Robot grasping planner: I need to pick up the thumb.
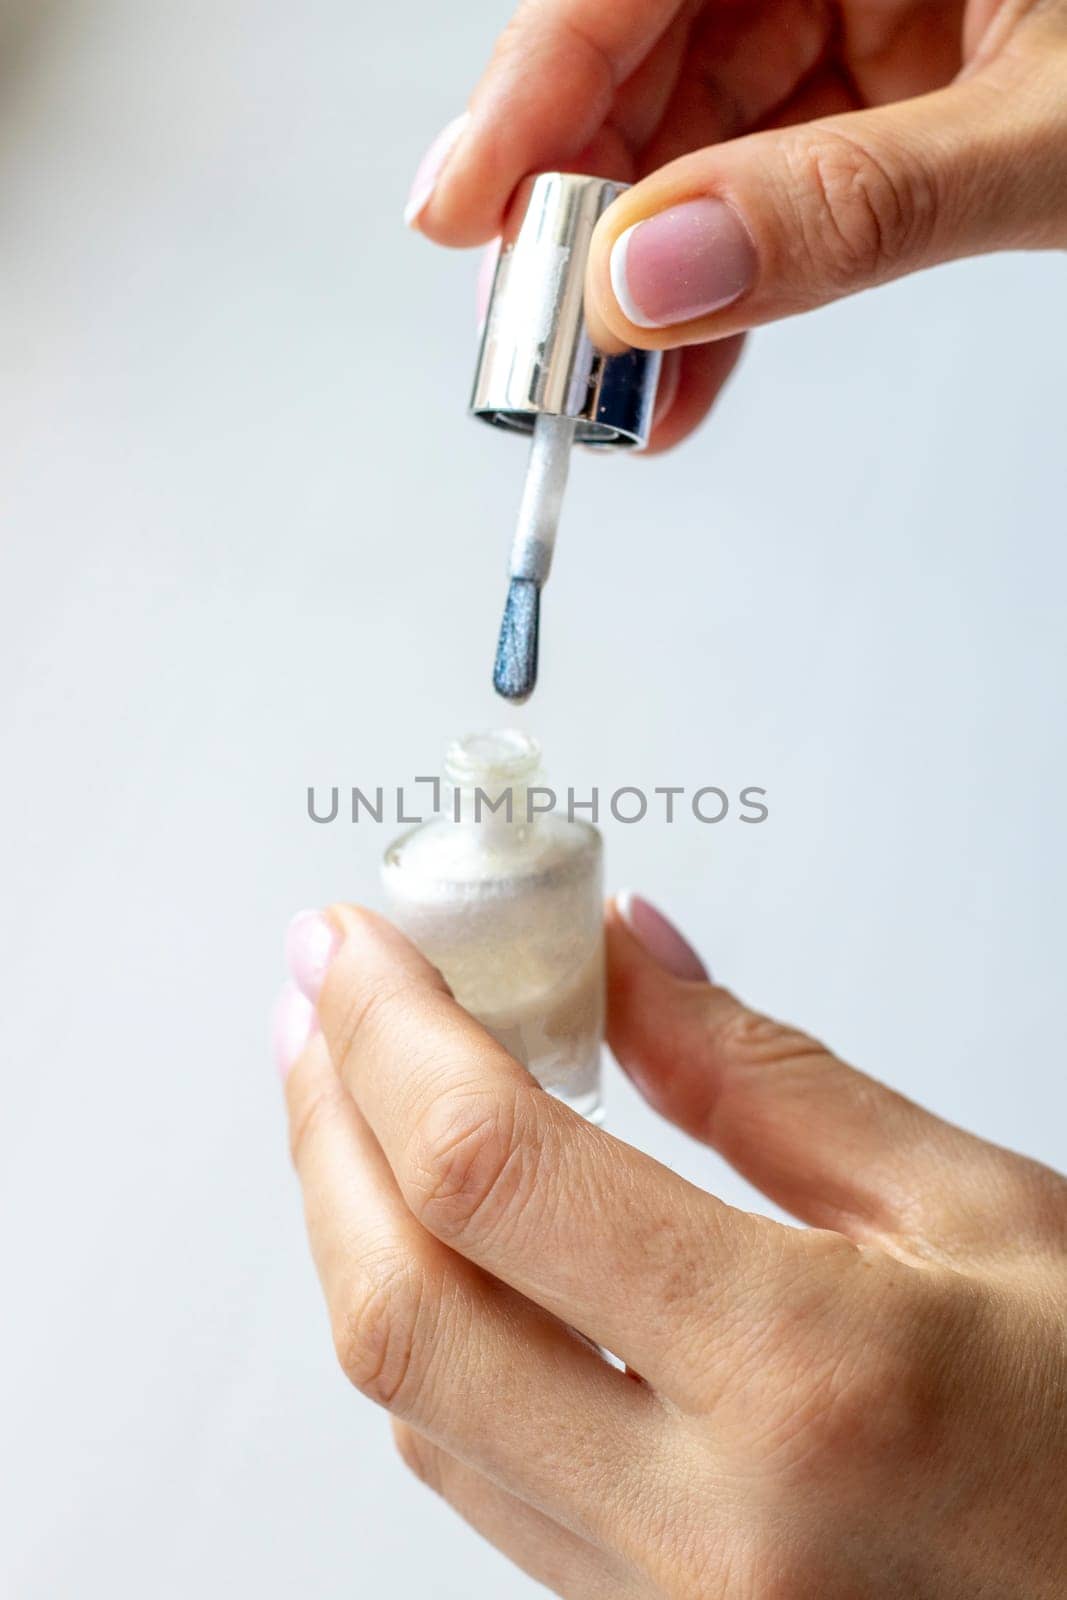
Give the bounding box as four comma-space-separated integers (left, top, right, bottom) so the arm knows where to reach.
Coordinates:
605, 893, 1048, 1262
586, 59, 1067, 351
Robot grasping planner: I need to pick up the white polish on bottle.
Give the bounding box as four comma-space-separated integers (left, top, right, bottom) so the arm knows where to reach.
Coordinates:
382, 730, 604, 1122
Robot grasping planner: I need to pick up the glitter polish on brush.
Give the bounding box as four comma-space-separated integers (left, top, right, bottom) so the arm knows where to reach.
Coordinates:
470, 172, 662, 702
493, 577, 539, 703
492, 412, 575, 702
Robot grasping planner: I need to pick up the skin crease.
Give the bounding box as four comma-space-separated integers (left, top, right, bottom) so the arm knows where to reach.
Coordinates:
410, 0, 1067, 448
282, 903, 1067, 1597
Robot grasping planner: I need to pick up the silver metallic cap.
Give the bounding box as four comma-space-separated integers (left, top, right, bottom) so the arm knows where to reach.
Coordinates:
470, 172, 661, 450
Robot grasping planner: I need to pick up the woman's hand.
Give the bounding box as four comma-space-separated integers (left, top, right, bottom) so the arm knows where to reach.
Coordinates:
274, 898, 1067, 1597
405, 0, 1067, 451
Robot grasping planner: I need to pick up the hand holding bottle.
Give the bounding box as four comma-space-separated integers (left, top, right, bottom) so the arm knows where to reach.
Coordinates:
274, 899, 1067, 1597
406, 0, 1067, 451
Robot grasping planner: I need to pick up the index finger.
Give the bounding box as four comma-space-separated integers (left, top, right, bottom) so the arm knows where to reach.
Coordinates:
316, 904, 782, 1407
417, 0, 686, 246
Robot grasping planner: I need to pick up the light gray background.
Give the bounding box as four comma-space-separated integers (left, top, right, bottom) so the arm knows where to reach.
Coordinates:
1, 2, 1064, 1596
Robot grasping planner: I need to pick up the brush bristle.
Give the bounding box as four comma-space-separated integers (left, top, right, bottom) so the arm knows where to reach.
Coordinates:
493, 577, 539, 703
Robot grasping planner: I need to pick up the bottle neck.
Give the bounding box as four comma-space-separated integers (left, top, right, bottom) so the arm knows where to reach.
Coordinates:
441, 730, 542, 846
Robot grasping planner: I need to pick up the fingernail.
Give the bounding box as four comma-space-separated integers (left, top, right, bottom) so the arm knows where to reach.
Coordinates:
609, 199, 756, 329
272, 981, 317, 1081
285, 909, 339, 1001
404, 112, 470, 229
615, 890, 709, 981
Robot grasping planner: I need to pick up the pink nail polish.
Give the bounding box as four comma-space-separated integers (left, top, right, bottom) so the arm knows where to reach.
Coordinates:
615, 890, 709, 982
284, 909, 339, 1001
404, 112, 470, 229
272, 981, 317, 1081
609, 199, 756, 328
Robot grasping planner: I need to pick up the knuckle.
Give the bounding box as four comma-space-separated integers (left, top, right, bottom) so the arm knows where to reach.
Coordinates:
716, 1006, 825, 1076
762, 1261, 971, 1485
332, 1254, 430, 1410
706, 1007, 833, 1146
806, 1344, 926, 1467
789, 125, 934, 286
405, 1087, 532, 1247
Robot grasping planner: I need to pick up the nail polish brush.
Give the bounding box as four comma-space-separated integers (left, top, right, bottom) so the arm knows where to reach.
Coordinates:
493, 413, 574, 702
470, 172, 662, 703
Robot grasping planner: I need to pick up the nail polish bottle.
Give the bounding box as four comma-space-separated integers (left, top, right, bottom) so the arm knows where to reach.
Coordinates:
382, 730, 604, 1122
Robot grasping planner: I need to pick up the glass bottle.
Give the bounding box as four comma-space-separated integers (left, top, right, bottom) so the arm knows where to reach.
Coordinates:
382, 730, 604, 1122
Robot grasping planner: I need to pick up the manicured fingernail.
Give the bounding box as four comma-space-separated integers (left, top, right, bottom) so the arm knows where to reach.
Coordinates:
615, 890, 709, 981
272, 981, 316, 1081
609, 199, 756, 328
285, 909, 339, 1001
404, 112, 470, 229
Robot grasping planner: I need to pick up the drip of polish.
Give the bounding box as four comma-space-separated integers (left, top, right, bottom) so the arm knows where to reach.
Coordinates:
493, 414, 576, 703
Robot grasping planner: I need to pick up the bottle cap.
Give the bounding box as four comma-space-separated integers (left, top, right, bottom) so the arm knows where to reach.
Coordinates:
470, 173, 661, 449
